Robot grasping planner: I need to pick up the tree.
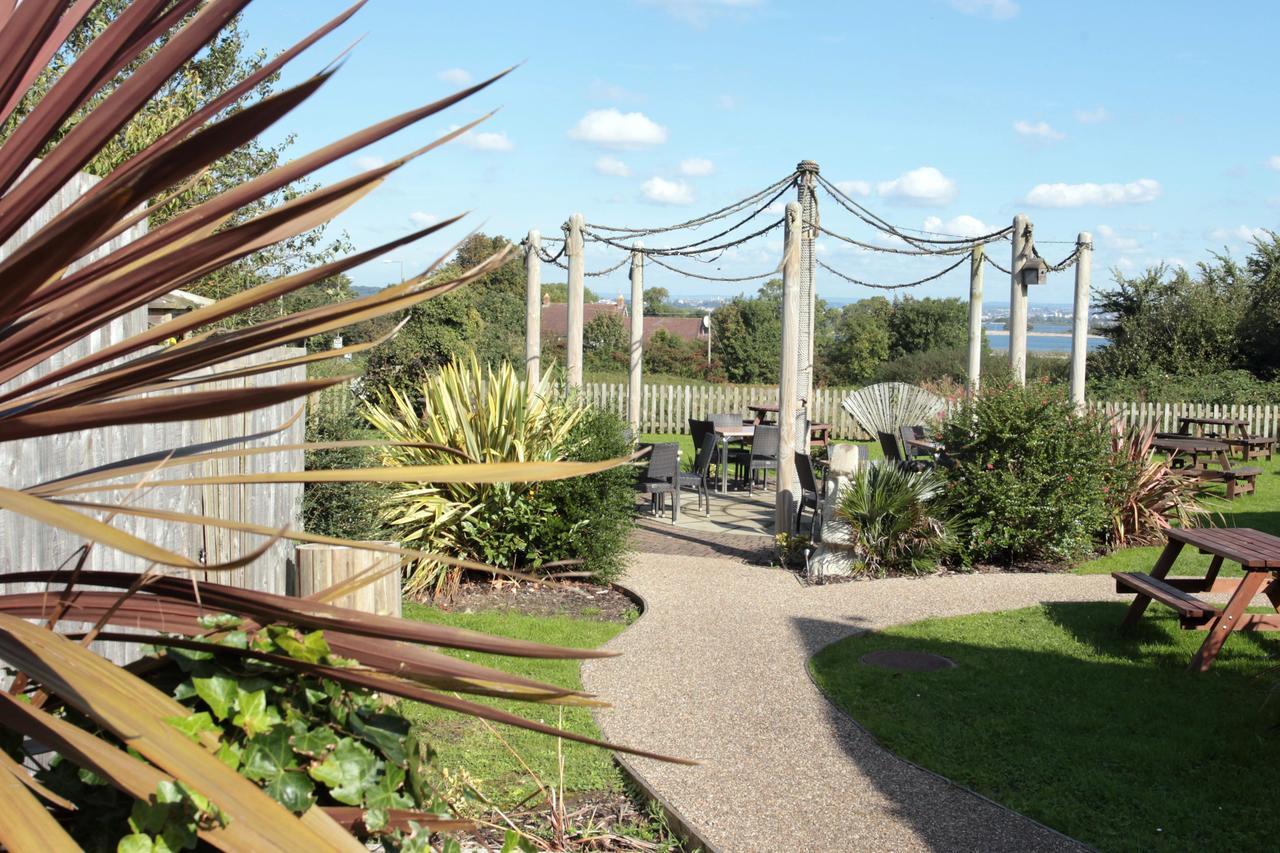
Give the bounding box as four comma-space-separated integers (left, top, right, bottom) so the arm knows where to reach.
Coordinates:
0, 1, 349, 340
583, 312, 628, 371
542, 282, 599, 303
1236, 232, 1280, 377
710, 281, 782, 383
643, 286, 670, 315
817, 298, 891, 385
885, 296, 969, 360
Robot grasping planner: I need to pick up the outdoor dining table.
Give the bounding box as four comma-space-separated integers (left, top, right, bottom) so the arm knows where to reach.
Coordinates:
1115, 526, 1280, 671
1150, 436, 1231, 471
713, 423, 754, 493
1177, 415, 1250, 439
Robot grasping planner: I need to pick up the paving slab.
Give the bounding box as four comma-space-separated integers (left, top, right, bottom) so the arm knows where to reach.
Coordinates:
584, 554, 1115, 852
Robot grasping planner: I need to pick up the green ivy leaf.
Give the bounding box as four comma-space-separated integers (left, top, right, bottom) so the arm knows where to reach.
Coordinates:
349, 711, 409, 766
215, 741, 242, 770
196, 613, 243, 630
289, 723, 338, 757
268, 626, 331, 664
191, 673, 237, 721
117, 834, 155, 853
232, 688, 281, 737
362, 765, 412, 811
164, 712, 220, 743
309, 737, 379, 806
242, 728, 315, 813
363, 807, 388, 833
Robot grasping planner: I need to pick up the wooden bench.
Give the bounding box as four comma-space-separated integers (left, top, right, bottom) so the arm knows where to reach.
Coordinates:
1192, 464, 1262, 499
1113, 571, 1219, 627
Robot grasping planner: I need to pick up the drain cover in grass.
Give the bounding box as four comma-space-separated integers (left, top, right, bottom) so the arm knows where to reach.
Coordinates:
859, 650, 956, 672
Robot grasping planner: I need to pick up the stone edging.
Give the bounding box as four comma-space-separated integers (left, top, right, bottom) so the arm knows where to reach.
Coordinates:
597, 581, 723, 853
801, 634, 1095, 853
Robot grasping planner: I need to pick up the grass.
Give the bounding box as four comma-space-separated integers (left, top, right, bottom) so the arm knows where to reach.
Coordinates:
809, 602, 1280, 852
399, 602, 627, 808
1076, 451, 1280, 578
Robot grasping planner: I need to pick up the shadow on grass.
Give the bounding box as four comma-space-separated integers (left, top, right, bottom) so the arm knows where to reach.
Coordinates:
804, 601, 1280, 852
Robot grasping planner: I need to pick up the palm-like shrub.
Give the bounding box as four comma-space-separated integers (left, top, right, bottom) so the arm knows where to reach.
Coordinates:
834, 463, 955, 577
0, 4, 671, 849
1105, 424, 1216, 547
365, 355, 595, 599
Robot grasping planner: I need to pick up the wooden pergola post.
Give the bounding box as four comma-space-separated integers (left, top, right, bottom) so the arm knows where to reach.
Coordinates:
523, 229, 541, 394
628, 244, 644, 432
1069, 232, 1093, 409
565, 212, 585, 389
967, 245, 984, 396
1008, 213, 1029, 385
776, 202, 802, 536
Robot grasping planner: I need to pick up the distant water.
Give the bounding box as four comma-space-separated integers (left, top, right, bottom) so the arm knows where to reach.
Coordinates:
984, 330, 1106, 353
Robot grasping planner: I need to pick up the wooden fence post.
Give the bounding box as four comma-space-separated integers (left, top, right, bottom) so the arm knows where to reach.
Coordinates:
628, 245, 643, 432
1069, 232, 1092, 409
1009, 213, 1029, 385
967, 245, 984, 396
524, 230, 541, 393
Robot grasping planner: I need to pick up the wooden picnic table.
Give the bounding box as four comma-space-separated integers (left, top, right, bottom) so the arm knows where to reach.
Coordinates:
1151, 436, 1262, 499
1114, 526, 1280, 671
713, 423, 754, 493
748, 403, 832, 447
1176, 415, 1249, 439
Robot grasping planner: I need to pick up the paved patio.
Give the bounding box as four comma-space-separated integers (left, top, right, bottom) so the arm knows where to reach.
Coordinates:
585, 552, 1114, 852
638, 482, 776, 537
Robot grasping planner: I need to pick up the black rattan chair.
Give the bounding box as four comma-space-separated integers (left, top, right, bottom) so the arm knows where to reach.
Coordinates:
636, 442, 680, 522
677, 431, 718, 515
747, 425, 780, 492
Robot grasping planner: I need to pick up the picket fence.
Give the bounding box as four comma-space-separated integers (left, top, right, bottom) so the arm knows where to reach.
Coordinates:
578, 382, 1280, 439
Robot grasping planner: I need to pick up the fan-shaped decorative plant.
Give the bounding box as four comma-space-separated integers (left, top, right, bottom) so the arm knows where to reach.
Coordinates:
0, 3, 677, 849
841, 381, 947, 437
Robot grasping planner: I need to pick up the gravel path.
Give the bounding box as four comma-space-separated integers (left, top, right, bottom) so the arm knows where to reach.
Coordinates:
582, 554, 1117, 852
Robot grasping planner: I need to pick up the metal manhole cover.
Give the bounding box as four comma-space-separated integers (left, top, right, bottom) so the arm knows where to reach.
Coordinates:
859, 650, 956, 672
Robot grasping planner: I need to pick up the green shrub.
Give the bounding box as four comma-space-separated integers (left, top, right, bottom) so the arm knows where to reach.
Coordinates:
302, 387, 392, 542
940, 382, 1110, 565
366, 354, 632, 598
1087, 368, 1280, 406
528, 404, 635, 584
834, 463, 956, 577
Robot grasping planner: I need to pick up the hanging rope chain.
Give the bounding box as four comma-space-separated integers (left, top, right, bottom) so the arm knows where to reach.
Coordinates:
983, 254, 1012, 275
815, 224, 979, 257
815, 174, 1013, 249
584, 254, 632, 277
817, 252, 971, 290
584, 171, 797, 236
584, 216, 784, 258
645, 253, 779, 282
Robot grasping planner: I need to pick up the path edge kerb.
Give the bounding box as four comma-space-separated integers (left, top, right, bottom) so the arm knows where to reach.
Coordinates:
802, 631, 1096, 853
597, 581, 724, 853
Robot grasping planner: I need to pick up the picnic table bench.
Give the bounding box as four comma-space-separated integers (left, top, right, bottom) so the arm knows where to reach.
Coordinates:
747, 403, 831, 448
1150, 436, 1261, 500
1114, 526, 1280, 671
1175, 415, 1276, 462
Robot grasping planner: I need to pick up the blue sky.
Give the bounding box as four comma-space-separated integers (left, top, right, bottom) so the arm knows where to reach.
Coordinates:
240, 0, 1280, 304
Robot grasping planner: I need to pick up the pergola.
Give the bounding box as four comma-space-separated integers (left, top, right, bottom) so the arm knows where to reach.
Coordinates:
522, 161, 1093, 534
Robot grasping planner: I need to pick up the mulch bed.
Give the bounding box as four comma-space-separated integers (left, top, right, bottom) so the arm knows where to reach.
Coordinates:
459, 790, 674, 851
435, 579, 638, 622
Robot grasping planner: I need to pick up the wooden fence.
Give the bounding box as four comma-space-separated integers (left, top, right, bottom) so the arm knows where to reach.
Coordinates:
581, 382, 1280, 438
0, 168, 304, 665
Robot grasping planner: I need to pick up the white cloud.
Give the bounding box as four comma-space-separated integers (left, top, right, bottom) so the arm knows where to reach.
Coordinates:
1267, 155, 1280, 171
1013, 119, 1065, 141
679, 157, 715, 176
948, 0, 1019, 20
1095, 224, 1140, 251
446, 124, 514, 152
922, 214, 995, 238
408, 211, 440, 228
1209, 225, 1267, 244
641, 176, 695, 205
568, 108, 668, 149
876, 166, 956, 205
437, 68, 471, 86
1024, 178, 1161, 208
1074, 106, 1108, 124
355, 154, 385, 170
594, 156, 631, 177
835, 179, 871, 197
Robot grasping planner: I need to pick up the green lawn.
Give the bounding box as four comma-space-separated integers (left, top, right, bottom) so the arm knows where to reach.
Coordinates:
399, 603, 627, 807
1076, 452, 1280, 577
810, 603, 1280, 852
